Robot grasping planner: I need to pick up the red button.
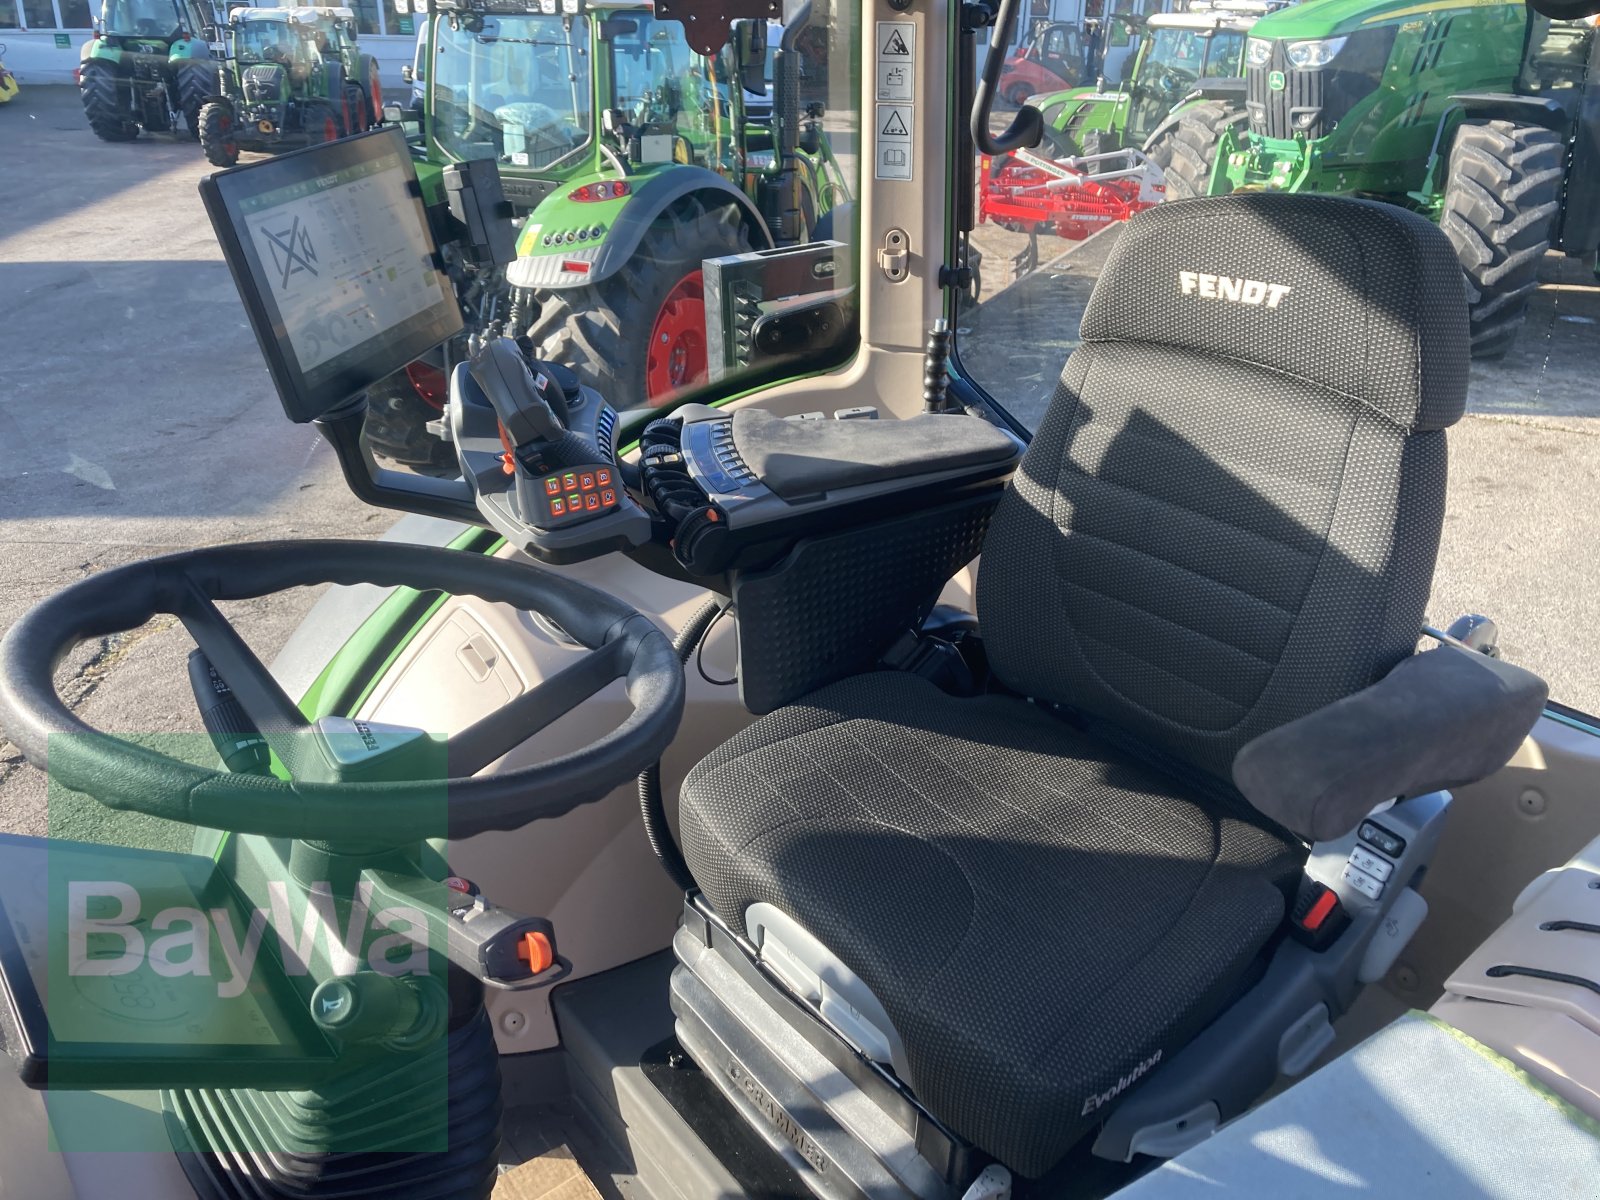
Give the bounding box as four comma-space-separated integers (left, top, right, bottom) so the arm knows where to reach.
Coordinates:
579, 472, 595, 490
550, 498, 566, 516
601, 488, 616, 507
584, 494, 600, 511
544, 477, 561, 496
596, 468, 612, 487
1301, 888, 1339, 932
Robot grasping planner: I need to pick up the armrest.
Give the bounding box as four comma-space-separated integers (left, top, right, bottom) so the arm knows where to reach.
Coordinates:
1232, 647, 1548, 842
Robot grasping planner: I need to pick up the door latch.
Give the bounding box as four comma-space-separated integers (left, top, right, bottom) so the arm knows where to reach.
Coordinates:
878, 227, 910, 283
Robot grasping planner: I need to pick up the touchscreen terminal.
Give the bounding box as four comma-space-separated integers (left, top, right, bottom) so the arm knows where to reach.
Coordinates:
201, 127, 462, 423
0, 835, 337, 1089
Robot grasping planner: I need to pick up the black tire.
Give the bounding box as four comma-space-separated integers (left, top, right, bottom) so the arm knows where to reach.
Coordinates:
1003, 82, 1033, 109
360, 55, 382, 129
1038, 125, 1073, 158
525, 198, 754, 411
1440, 119, 1564, 360
304, 101, 343, 144
1078, 126, 1112, 160
79, 61, 139, 142
1140, 122, 1179, 174
199, 100, 240, 167
364, 368, 460, 476
173, 60, 214, 140
1164, 99, 1247, 200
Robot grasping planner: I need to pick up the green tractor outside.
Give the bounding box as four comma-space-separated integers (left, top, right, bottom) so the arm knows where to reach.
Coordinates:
78, 0, 221, 142
1028, 3, 1273, 181
1199, 0, 1595, 357
365, 0, 848, 471
198, 6, 384, 168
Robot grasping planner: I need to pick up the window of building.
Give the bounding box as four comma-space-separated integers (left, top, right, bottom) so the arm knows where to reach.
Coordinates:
22, 0, 59, 29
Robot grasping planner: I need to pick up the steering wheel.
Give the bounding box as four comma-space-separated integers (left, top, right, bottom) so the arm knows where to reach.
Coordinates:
0, 541, 684, 844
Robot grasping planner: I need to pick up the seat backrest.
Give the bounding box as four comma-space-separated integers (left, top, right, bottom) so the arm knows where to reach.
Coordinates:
977, 193, 1468, 783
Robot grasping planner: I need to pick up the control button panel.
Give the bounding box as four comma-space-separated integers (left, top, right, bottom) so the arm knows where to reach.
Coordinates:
1347, 846, 1394, 882
682, 418, 769, 504
539, 464, 618, 526
1341, 861, 1385, 901
1358, 821, 1406, 859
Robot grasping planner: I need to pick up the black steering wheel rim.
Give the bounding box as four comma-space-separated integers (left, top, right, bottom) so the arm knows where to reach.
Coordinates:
0, 540, 684, 843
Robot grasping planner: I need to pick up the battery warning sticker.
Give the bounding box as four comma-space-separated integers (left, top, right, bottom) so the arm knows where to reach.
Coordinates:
876, 20, 914, 101
875, 21, 916, 180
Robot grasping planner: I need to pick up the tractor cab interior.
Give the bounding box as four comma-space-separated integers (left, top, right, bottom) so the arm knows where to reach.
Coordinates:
5, 0, 1600, 1197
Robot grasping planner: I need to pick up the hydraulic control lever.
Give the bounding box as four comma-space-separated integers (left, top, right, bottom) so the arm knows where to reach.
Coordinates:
467, 334, 571, 447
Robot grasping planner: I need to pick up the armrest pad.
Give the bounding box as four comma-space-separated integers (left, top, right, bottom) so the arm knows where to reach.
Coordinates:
1232, 647, 1548, 842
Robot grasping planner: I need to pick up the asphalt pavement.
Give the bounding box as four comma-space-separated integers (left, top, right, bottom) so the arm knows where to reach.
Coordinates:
0, 87, 373, 839
1, 85, 1597, 845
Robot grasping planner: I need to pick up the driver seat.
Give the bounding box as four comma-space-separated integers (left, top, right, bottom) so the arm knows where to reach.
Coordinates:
675, 195, 1507, 1181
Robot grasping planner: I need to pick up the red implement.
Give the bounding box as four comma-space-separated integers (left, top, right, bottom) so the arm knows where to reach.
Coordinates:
978, 147, 1164, 241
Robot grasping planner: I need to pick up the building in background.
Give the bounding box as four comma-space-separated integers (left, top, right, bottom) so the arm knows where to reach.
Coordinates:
1, 0, 417, 84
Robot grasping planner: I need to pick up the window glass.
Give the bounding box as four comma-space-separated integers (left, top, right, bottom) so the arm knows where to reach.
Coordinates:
431, 13, 590, 169
347, 0, 379, 36
384, 0, 414, 39
59, 0, 90, 26
957, 8, 1600, 710
369, 0, 859, 471
22, 0, 58, 28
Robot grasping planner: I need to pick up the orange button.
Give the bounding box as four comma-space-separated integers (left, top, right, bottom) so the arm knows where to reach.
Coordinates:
562, 472, 577, 489
544, 477, 561, 496
550, 498, 565, 516
596, 468, 612, 487
579, 472, 595, 490
601, 488, 616, 507
584, 494, 600, 511
516, 931, 553, 974
568, 492, 582, 508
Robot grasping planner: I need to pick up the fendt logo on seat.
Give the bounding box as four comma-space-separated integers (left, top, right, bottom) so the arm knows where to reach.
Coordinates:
1179, 271, 1292, 309
1081, 1049, 1163, 1116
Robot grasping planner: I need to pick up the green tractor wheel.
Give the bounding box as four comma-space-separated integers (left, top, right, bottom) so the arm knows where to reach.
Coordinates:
1163, 100, 1247, 200
525, 198, 753, 412
174, 60, 214, 140
79, 61, 139, 143
1440, 120, 1564, 360
199, 100, 240, 167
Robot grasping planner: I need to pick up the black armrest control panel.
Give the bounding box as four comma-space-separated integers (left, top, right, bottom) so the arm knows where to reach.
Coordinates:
640, 405, 1023, 576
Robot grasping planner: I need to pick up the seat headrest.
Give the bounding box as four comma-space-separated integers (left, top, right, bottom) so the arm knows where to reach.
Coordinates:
1081, 194, 1468, 433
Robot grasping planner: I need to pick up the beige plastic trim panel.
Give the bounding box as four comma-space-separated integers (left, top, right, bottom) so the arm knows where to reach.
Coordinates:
1431, 831, 1600, 1120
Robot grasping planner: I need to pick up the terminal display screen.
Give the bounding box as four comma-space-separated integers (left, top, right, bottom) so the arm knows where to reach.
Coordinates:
201, 127, 463, 423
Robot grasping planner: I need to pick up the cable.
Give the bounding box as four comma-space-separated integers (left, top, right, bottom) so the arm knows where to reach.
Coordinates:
696, 603, 737, 686
637, 595, 726, 891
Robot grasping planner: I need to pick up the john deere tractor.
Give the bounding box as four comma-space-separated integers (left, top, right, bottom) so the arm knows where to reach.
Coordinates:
1029, 2, 1276, 172
198, 6, 383, 167
363, 0, 847, 471
78, 0, 221, 142
1194, 0, 1598, 357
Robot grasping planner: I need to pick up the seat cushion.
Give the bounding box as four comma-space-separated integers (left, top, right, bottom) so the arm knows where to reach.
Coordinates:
680, 671, 1304, 1177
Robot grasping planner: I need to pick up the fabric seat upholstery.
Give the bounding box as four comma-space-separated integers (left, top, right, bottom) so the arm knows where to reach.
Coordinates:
682, 671, 1303, 1176
681, 194, 1470, 1176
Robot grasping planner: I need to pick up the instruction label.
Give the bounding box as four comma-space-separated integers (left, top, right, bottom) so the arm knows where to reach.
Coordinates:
876, 104, 913, 180
875, 21, 916, 179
